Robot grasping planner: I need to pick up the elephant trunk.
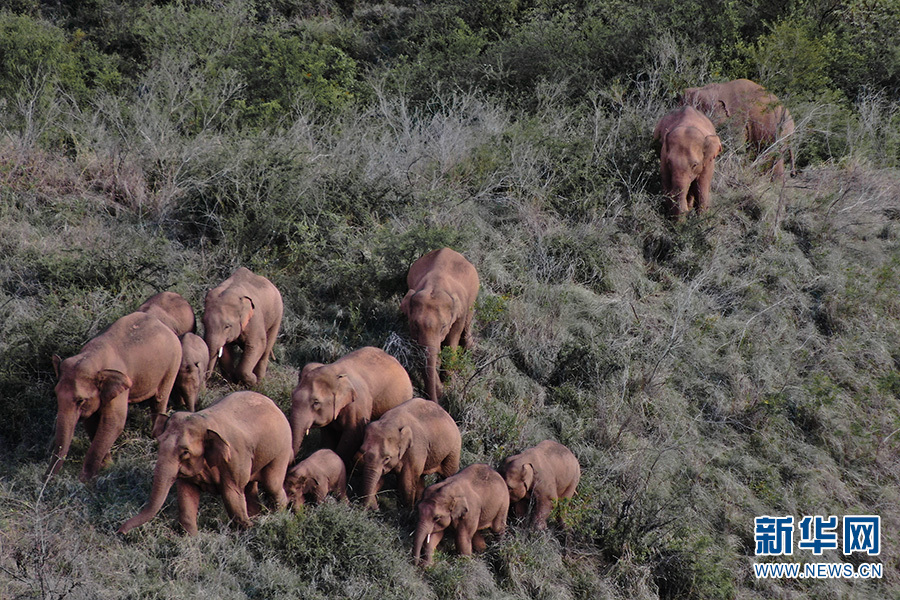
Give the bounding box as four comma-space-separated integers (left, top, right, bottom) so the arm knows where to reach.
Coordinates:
412, 516, 433, 566
118, 455, 180, 534
204, 331, 226, 380
46, 406, 79, 479
422, 338, 442, 402
290, 411, 313, 457
361, 461, 383, 509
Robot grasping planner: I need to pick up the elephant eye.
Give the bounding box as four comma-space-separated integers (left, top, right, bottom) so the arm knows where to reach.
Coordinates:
180, 449, 191, 460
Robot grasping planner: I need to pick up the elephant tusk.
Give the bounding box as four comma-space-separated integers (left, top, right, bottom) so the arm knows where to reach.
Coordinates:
218, 347, 223, 358
305, 428, 310, 436
426, 533, 431, 544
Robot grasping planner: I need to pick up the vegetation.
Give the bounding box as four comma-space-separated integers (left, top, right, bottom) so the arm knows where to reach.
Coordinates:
2, 0, 899, 598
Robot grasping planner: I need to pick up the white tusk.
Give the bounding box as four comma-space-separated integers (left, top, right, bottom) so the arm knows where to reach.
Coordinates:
426, 533, 431, 544
305, 428, 310, 436
218, 347, 223, 358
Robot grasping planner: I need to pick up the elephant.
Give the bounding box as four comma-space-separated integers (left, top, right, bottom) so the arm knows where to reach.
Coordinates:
172, 333, 209, 412
413, 463, 509, 567
653, 106, 722, 218
118, 391, 292, 535
501, 440, 581, 530
289, 346, 413, 464
47, 312, 182, 482
359, 397, 461, 510
203, 267, 283, 386
401, 248, 479, 402
681, 78, 796, 179
284, 449, 348, 509
138, 291, 196, 336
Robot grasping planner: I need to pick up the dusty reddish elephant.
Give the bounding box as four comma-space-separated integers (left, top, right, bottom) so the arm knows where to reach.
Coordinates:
284, 449, 348, 509
289, 346, 413, 465
401, 248, 479, 402
653, 106, 722, 218
48, 312, 182, 482
413, 463, 509, 567
172, 333, 209, 412
203, 267, 283, 386
681, 78, 795, 179
138, 291, 196, 336
501, 440, 581, 530
118, 391, 292, 535
359, 397, 461, 510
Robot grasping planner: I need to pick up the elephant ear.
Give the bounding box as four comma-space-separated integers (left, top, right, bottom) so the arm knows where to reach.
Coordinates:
151, 414, 170, 439
449, 495, 469, 520
239, 296, 255, 331
716, 99, 730, 118
400, 289, 415, 316
398, 425, 413, 460
52, 354, 62, 379
333, 374, 356, 419
704, 135, 722, 160
522, 463, 536, 492
205, 429, 232, 465
97, 369, 133, 403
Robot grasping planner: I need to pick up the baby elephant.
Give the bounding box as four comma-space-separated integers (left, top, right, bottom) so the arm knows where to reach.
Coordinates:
284, 449, 348, 509
653, 105, 722, 218
501, 440, 580, 530
118, 391, 292, 535
173, 333, 209, 412
359, 398, 461, 510
413, 463, 509, 567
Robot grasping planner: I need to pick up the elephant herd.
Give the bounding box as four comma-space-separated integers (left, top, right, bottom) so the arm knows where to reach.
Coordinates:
46, 247, 581, 567
655, 78, 796, 218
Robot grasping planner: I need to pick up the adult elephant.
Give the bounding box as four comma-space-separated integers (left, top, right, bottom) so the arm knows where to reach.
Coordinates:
359, 397, 461, 510
413, 463, 509, 567
47, 312, 182, 482
138, 291, 196, 336
401, 248, 479, 402
681, 78, 795, 179
203, 267, 283, 386
653, 106, 722, 218
118, 391, 292, 535
289, 347, 413, 465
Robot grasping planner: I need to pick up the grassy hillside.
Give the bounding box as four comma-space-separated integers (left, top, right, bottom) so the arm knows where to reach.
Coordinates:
2, 1, 900, 599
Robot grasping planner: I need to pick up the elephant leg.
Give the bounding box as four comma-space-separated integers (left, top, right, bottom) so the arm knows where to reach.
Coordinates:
253, 321, 279, 383
446, 318, 465, 350
696, 167, 714, 213
472, 531, 487, 553
514, 498, 529, 520
245, 482, 262, 517
455, 523, 474, 556
234, 339, 261, 386
177, 480, 201, 535
80, 396, 128, 481
314, 483, 328, 505
459, 309, 475, 350
221, 482, 252, 529
440, 452, 459, 479
398, 467, 420, 508
259, 459, 290, 511
83, 412, 113, 468
336, 425, 365, 470
532, 497, 553, 530
153, 366, 179, 417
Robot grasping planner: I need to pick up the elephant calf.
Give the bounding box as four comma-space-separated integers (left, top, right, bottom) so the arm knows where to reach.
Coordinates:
284, 449, 348, 509
118, 391, 292, 535
653, 106, 722, 219
501, 440, 580, 530
359, 397, 461, 510
413, 463, 509, 567
172, 333, 209, 412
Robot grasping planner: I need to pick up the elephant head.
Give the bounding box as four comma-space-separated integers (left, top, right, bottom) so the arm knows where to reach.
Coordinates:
203, 291, 254, 380
48, 355, 132, 480
359, 419, 412, 509
283, 470, 318, 510
400, 289, 456, 401
501, 457, 534, 503
118, 412, 230, 533
413, 489, 466, 566
289, 364, 354, 456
